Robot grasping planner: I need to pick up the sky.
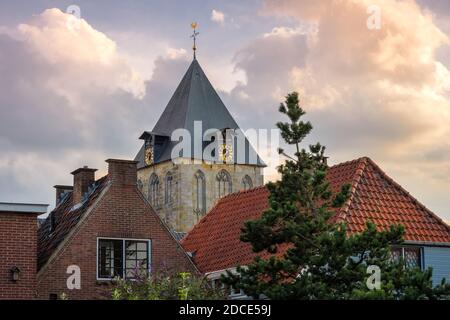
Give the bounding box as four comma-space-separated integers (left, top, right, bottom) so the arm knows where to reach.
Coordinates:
0, 0, 449, 222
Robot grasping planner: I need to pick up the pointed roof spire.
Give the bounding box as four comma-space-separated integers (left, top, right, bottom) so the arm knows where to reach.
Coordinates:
190, 22, 199, 60
135, 59, 265, 167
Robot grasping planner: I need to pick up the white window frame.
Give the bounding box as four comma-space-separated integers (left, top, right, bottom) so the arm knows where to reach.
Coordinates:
96, 237, 152, 281
391, 246, 423, 270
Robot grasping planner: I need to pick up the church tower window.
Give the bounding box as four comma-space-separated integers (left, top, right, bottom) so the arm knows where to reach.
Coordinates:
194, 170, 206, 217
165, 172, 173, 204
149, 174, 160, 207
242, 175, 253, 191
216, 170, 232, 198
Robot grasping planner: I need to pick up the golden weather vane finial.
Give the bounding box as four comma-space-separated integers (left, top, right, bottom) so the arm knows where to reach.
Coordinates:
190, 22, 199, 60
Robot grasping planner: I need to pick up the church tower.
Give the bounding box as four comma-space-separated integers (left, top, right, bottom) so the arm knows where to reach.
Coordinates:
134, 30, 265, 232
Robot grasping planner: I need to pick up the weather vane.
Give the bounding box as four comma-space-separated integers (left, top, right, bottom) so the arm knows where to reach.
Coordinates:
190, 22, 199, 59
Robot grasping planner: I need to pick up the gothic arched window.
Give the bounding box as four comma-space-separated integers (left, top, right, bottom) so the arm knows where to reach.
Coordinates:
193, 170, 206, 216
165, 172, 173, 204
242, 175, 253, 191
137, 179, 143, 191
216, 169, 232, 198
149, 174, 160, 207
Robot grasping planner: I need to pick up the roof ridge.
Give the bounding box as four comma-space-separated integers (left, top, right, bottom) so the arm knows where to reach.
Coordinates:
334, 157, 369, 223
330, 156, 369, 169
364, 157, 450, 232
222, 185, 267, 199
182, 61, 195, 131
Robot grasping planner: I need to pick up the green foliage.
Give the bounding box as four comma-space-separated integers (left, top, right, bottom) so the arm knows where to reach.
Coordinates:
222, 92, 450, 300
111, 271, 226, 300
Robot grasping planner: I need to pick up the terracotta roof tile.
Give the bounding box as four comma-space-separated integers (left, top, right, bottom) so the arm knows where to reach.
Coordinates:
182, 157, 450, 273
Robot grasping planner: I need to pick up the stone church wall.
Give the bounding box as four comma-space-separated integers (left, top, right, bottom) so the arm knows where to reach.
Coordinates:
137, 159, 264, 232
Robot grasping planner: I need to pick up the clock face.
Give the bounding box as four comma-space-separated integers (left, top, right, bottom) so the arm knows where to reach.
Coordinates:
145, 147, 154, 166
218, 143, 233, 163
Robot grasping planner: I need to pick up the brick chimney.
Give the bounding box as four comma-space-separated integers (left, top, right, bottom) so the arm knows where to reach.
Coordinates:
106, 159, 138, 187
53, 185, 73, 206
71, 166, 97, 204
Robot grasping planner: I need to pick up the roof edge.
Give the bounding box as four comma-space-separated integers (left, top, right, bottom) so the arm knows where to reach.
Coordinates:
364, 157, 450, 233
0, 202, 49, 214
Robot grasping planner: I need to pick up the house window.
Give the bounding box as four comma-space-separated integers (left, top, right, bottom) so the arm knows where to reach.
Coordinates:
194, 170, 206, 217
149, 174, 160, 207
165, 172, 173, 204
216, 170, 232, 198
97, 238, 151, 280
390, 246, 422, 269
241, 175, 253, 191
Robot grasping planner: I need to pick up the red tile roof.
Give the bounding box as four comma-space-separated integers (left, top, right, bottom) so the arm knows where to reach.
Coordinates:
182, 157, 450, 273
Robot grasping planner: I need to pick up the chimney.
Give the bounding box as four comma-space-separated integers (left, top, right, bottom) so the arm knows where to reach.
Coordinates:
71, 166, 97, 204
106, 159, 138, 187
53, 185, 73, 206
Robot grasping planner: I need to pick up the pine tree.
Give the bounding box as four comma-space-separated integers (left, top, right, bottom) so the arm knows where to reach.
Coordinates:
222, 92, 450, 300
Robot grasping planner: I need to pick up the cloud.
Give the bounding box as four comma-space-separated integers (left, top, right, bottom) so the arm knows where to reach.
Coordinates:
18, 8, 146, 100
211, 9, 225, 24
0, 8, 190, 209
223, 0, 450, 219
166, 47, 188, 60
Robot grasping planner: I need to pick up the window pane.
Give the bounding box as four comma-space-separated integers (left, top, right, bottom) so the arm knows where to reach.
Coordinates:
126, 241, 136, 251
136, 242, 147, 251
126, 269, 136, 279
124, 241, 150, 279
126, 250, 137, 259
139, 259, 148, 268
405, 248, 421, 269
137, 251, 148, 260
98, 239, 123, 279
390, 247, 402, 264
126, 260, 137, 269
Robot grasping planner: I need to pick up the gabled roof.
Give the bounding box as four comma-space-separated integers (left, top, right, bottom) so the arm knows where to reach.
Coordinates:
135, 59, 264, 168
37, 176, 109, 270
182, 157, 450, 273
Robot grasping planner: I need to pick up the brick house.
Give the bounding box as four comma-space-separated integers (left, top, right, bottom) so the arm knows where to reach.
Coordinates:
37, 159, 197, 300
182, 157, 450, 297
0, 202, 48, 299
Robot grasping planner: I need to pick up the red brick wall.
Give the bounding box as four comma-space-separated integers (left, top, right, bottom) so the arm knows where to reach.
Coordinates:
37, 182, 196, 300
0, 213, 37, 299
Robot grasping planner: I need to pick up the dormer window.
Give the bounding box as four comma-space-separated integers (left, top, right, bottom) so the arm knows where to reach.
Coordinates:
139, 131, 169, 166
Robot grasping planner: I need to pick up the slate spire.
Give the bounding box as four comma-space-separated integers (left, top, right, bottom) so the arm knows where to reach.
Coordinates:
135, 59, 265, 167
